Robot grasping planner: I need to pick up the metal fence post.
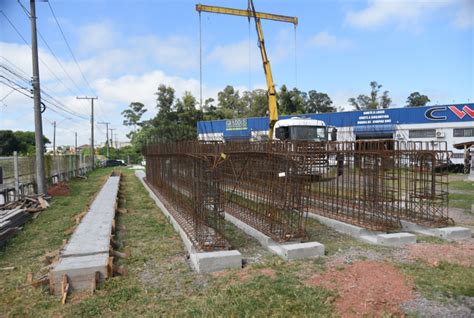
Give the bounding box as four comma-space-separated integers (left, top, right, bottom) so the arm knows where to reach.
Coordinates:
13, 151, 20, 200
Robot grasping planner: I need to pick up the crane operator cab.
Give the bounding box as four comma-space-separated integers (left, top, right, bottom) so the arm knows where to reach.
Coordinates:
273, 117, 329, 141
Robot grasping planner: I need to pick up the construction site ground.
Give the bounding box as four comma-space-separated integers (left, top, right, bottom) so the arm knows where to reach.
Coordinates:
0, 168, 473, 317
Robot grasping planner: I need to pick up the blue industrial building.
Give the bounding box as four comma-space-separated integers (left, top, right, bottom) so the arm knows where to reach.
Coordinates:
198, 103, 474, 163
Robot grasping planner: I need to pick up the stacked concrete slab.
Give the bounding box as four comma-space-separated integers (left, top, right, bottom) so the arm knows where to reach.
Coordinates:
50, 174, 120, 294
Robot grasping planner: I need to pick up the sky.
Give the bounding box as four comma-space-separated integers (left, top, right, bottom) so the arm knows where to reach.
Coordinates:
0, 0, 473, 147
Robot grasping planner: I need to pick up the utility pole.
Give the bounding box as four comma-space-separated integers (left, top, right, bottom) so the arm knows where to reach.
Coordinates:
110, 128, 116, 149
52, 121, 56, 157
74, 132, 77, 154
76, 96, 98, 169
98, 122, 110, 158
30, 0, 46, 195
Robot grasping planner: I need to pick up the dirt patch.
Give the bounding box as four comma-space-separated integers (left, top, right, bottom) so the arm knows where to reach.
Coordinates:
47, 182, 70, 196
408, 242, 474, 267
258, 268, 276, 279
306, 260, 414, 317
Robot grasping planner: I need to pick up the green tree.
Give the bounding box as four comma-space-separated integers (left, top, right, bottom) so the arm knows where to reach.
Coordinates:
278, 85, 305, 115
137, 86, 203, 143
121, 102, 147, 130
202, 98, 223, 120
242, 89, 268, 117
0, 131, 19, 156
348, 81, 392, 110
155, 84, 175, 115
305, 90, 336, 113
0, 130, 50, 156
406, 92, 430, 107
217, 85, 246, 118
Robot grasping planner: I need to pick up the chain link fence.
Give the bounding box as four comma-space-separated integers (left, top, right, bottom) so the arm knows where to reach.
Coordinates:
0, 154, 92, 204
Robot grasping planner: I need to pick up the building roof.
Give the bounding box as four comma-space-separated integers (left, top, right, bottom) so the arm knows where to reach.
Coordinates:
453, 141, 474, 150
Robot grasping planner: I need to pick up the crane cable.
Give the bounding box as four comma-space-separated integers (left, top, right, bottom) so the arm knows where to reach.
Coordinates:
199, 11, 203, 110
294, 25, 298, 89
248, 14, 252, 94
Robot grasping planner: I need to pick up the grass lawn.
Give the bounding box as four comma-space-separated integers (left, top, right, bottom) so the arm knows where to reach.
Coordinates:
449, 178, 474, 212
0, 168, 472, 317
0, 169, 335, 317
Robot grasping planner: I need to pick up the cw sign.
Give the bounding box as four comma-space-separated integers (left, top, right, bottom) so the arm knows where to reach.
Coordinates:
425, 105, 474, 121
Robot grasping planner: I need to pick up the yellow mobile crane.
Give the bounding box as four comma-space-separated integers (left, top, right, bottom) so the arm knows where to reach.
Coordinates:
196, 1, 298, 139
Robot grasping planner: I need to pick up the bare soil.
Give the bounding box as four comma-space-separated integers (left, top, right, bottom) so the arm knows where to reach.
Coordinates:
47, 182, 71, 196
306, 260, 414, 317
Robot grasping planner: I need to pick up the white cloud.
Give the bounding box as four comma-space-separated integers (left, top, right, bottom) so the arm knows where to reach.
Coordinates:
131, 35, 198, 70
454, 0, 474, 29
207, 40, 261, 73
0, 40, 218, 145
309, 31, 353, 49
345, 0, 456, 30
77, 21, 119, 54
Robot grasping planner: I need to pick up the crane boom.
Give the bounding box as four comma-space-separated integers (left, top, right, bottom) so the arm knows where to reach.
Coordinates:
195, 4, 298, 25
196, 2, 297, 139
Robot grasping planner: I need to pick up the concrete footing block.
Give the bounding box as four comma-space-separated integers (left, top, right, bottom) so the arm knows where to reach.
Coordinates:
401, 220, 472, 241
307, 212, 379, 237
309, 212, 416, 246
135, 171, 242, 272
190, 250, 242, 273
375, 233, 417, 246
434, 227, 471, 240
225, 212, 324, 260
280, 242, 325, 260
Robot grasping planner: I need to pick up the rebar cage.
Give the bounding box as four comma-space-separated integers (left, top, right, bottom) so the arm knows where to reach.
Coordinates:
143, 139, 450, 249
306, 140, 450, 231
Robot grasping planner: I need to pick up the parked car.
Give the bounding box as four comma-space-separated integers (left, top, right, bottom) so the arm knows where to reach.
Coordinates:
104, 159, 127, 167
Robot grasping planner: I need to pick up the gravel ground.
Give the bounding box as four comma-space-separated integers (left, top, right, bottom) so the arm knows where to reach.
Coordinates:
450, 207, 474, 226
401, 293, 474, 318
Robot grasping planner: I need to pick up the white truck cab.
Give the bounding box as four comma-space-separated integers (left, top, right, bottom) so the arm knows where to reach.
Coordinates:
273, 117, 329, 141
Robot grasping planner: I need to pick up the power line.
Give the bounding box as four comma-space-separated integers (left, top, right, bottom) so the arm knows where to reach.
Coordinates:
0, 80, 32, 99
0, 74, 30, 91
0, 64, 31, 85
0, 56, 30, 79
1, 10, 83, 100
41, 93, 88, 120
16, 0, 86, 96
1, 88, 16, 102
0, 10, 29, 44
0, 63, 87, 120
16, 0, 30, 16
4, 5, 100, 122
48, 0, 96, 96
